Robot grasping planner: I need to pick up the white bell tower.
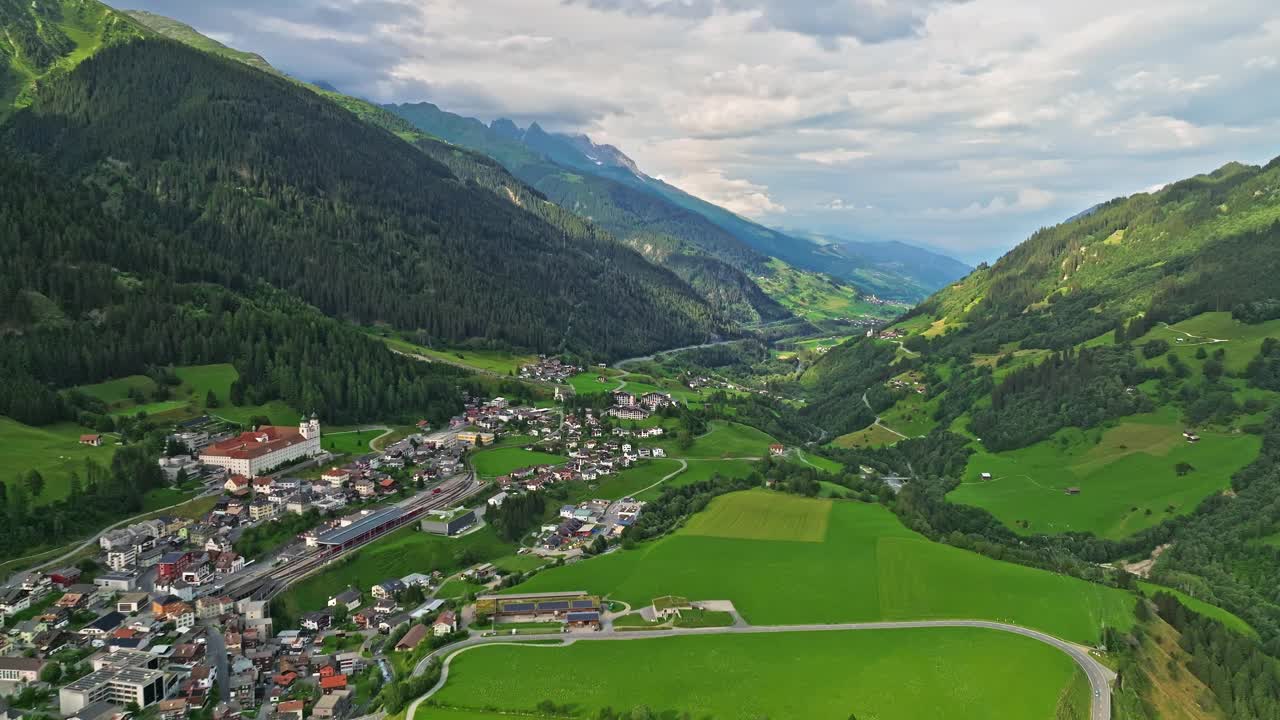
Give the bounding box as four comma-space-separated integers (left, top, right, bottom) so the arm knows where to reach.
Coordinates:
300, 412, 321, 440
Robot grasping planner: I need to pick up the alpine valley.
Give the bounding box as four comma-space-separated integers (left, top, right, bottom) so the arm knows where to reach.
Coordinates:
1, 2, 1278, 720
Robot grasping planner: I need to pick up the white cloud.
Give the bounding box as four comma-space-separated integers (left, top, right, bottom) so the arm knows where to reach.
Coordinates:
124, 0, 1280, 262
663, 169, 786, 217
821, 198, 874, 211
926, 188, 1057, 218
796, 148, 871, 165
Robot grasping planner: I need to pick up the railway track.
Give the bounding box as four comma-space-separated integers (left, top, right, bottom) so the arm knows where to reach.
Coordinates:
224, 474, 482, 601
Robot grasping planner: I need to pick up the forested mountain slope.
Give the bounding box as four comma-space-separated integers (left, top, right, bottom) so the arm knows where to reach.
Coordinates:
1, 32, 722, 360
388, 102, 952, 303
388, 102, 794, 324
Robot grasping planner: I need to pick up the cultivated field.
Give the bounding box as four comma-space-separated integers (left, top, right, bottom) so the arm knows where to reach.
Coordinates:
0, 417, 118, 504
510, 490, 1134, 644
683, 490, 831, 542
950, 408, 1260, 538
471, 447, 568, 478
425, 627, 1087, 720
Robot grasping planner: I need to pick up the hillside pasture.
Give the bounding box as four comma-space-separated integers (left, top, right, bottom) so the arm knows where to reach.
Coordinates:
663, 421, 777, 459
1132, 312, 1280, 373
831, 423, 903, 449
509, 490, 1134, 645
0, 417, 118, 504
427, 627, 1086, 720
950, 408, 1260, 538
634, 459, 755, 501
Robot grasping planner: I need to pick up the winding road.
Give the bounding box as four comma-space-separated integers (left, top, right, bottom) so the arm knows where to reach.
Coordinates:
407, 619, 1114, 720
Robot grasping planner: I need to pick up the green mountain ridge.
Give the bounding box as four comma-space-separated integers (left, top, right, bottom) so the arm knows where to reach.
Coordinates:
799, 154, 1280, 645
2, 8, 726, 361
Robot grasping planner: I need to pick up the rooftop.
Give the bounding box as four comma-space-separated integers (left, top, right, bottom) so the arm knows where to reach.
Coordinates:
316, 507, 405, 546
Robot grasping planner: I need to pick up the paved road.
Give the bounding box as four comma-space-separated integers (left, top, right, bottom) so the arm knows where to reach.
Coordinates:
613, 339, 740, 368
861, 389, 909, 440
202, 621, 231, 702
408, 619, 1114, 720
2, 489, 220, 580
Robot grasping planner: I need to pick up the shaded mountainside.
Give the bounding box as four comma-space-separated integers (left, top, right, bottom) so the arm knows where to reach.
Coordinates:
124, 12, 786, 325
388, 101, 791, 324
2, 34, 722, 360
430, 109, 962, 302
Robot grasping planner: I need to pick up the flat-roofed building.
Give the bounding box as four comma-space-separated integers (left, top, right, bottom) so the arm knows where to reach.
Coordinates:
59, 651, 166, 715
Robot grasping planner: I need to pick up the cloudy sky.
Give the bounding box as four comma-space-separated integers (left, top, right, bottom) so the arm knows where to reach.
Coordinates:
116, 0, 1280, 263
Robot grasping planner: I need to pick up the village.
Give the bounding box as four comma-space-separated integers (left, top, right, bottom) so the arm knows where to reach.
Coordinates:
0, 379, 678, 720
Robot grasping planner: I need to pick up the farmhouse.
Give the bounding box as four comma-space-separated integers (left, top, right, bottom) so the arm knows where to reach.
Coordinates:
395, 624, 429, 652
980, 472, 992, 481
200, 416, 322, 477
79, 434, 104, 447
769, 444, 785, 457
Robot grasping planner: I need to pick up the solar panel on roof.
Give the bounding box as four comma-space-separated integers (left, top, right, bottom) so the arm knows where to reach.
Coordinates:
566, 611, 599, 622
537, 601, 570, 611
571, 600, 597, 608
502, 602, 535, 612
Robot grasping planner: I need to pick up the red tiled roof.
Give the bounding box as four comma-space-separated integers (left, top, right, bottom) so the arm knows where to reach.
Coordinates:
319, 675, 348, 690
202, 427, 308, 461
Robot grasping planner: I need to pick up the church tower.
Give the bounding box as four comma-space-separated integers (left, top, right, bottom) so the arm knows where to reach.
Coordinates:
300, 412, 321, 441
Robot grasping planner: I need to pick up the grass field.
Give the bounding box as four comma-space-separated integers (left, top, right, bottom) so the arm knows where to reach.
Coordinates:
877, 392, 940, 437
375, 335, 536, 375
950, 408, 1261, 538
510, 490, 1133, 644
471, 447, 568, 478
321, 429, 385, 457
683, 491, 831, 542
662, 421, 777, 459
276, 524, 513, 618
634, 459, 755, 502
561, 460, 683, 505
790, 449, 843, 474
427, 627, 1086, 720
567, 372, 618, 395
74, 364, 302, 426
0, 417, 119, 504
1130, 312, 1280, 374
831, 423, 903, 449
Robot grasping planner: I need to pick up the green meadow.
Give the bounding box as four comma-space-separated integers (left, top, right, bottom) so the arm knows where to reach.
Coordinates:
427, 627, 1086, 720
950, 408, 1260, 538
471, 447, 568, 478
561, 459, 683, 504
0, 417, 118, 504
634, 459, 755, 501
661, 421, 778, 459
74, 363, 302, 425
1131, 312, 1280, 373
510, 490, 1133, 644
567, 372, 619, 395
831, 423, 903, 449
373, 334, 536, 375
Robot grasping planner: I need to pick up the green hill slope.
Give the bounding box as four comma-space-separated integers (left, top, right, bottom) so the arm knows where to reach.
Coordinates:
0, 0, 143, 112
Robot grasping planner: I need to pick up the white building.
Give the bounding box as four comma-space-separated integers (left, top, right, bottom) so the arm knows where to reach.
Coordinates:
199, 415, 321, 477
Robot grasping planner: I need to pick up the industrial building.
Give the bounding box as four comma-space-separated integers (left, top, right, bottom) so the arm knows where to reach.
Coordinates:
59, 651, 168, 715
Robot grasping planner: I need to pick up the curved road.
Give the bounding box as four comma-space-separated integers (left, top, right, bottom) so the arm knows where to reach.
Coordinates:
408, 619, 1114, 720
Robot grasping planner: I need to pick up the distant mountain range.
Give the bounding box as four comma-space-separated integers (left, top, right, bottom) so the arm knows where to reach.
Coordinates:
385, 103, 967, 304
